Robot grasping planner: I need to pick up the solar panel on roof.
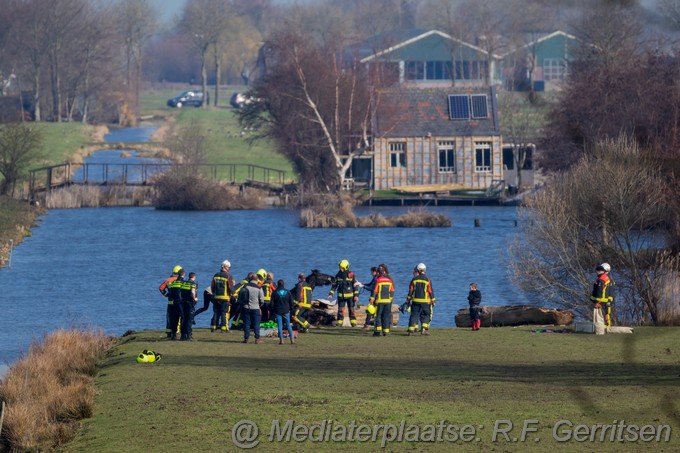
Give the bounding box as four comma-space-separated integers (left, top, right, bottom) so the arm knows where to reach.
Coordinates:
448, 95, 469, 120
470, 95, 488, 119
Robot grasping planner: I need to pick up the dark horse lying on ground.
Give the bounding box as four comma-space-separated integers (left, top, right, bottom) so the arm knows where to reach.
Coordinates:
306, 269, 336, 289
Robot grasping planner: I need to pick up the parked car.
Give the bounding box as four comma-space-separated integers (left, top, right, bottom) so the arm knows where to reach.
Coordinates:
167, 90, 206, 108
230, 92, 258, 109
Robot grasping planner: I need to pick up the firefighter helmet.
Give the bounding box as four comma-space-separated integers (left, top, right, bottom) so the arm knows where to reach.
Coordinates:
257, 268, 267, 279
339, 259, 350, 270
416, 263, 426, 272
172, 265, 182, 274
222, 260, 231, 269
366, 304, 377, 315
601, 263, 611, 272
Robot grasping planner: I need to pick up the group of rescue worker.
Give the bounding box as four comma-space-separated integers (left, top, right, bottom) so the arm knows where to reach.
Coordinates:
159, 258, 616, 340
159, 258, 438, 340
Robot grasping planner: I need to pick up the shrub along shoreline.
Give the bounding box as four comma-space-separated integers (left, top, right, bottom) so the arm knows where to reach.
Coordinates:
0, 329, 114, 451
0, 196, 43, 266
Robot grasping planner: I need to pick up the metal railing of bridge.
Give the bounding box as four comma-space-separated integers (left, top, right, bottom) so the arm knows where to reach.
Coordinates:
28, 162, 287, 197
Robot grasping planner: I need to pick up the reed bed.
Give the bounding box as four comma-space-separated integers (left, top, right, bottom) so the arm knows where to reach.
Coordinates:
0, 329, 114, 451
300, 199, 451, 228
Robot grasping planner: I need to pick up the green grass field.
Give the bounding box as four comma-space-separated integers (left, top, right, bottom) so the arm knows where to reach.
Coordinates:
140, 86, 297, 182
69, 326, 680, 452
31, 122, 94, 165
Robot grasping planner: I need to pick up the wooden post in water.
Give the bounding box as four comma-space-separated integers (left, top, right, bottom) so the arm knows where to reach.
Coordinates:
474, 218, 481, 227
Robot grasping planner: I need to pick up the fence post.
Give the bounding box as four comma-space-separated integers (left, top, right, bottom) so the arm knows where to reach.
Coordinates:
0, 400, 5, 435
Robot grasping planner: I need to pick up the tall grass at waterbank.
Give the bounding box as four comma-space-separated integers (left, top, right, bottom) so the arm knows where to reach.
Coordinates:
299, 193, 451, 228
44, 185, 157, 208
0, 329, 114, 451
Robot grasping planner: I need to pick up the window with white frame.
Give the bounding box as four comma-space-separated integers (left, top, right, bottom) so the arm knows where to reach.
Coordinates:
389, 142, 407, 167
405, 61, 425, 80
543, 58, 567, 81
438, 141, 456, 173
475, 142, 492, 172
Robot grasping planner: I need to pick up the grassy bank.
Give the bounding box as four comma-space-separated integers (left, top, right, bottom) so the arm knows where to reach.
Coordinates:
141, 86, 296, 182
67, 326, 680, 452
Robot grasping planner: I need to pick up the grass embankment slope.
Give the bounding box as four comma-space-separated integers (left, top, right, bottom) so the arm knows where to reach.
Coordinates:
70, 327, 680, 452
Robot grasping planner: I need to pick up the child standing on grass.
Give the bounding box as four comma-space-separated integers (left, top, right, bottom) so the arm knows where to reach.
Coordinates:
467, 282, 482, 331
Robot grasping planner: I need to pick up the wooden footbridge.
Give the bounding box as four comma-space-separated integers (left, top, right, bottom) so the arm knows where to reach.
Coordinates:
28, 161, 289, 199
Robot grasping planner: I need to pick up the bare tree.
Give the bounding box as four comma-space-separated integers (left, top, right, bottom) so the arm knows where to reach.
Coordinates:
239, 26, 377, 190
511, 136, 677, 325
117, 0, 158, 121
165, 118, 210, 166
8, 0, 52, 121
0, 123, 43, 196
181, 0, 231, 109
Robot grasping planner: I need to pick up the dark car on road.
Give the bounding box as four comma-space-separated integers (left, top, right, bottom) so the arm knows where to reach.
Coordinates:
167, 90, 207, 108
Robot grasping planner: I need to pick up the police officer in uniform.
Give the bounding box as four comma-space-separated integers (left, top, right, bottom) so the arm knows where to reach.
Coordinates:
180, 272, 198, 340
168, 268, 185, 340
160, 265, 181, 338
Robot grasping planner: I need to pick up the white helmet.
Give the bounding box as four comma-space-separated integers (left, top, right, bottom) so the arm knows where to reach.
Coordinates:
416, 263, 426, 272
601, 263, 611, 272
221, 260, 231, 269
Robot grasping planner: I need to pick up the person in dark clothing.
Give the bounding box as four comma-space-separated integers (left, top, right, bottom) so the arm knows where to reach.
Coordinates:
229, 275, 249, 330
361, 267, 379, 331
468, 282, 482, 331
292, 273, 313, 333
238, 272, 264, 344
167, 268, 185, 340
271, 279, 295, 345
407, 263, 435, 336
211, 260, 233, 332
159, 265, 181, 338
180, 272, 198, 340
193, 286, 212, 321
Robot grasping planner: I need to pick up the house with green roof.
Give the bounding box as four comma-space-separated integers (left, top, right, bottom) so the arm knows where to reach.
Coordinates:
351, 29, 497, 88
497, 30, 578, 91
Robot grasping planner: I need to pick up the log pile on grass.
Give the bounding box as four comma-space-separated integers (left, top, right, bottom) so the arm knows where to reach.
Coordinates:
454, 305, 574, 328
0, 329, 114, 451
153, 172, 266, 210
299, 193, 451, 228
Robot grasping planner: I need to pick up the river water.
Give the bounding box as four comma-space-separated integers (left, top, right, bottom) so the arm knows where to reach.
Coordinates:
0, 126, 527, 369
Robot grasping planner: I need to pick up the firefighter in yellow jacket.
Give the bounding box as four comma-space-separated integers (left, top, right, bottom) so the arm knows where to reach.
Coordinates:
327, 259, 359, 327
369, 266, 394, 336
590, 263, 614, 329
292, 273, 313, 333
407, 263, 435, 336
210, 260, 233, 332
